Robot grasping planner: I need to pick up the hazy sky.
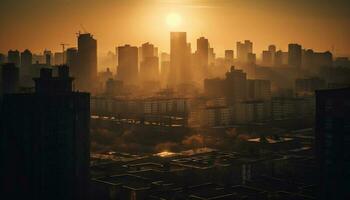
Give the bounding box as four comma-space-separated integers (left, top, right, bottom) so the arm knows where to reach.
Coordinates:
0, 0, 349, 57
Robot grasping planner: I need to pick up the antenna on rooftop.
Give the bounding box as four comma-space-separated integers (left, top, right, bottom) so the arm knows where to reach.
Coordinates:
60, 43, 69, 65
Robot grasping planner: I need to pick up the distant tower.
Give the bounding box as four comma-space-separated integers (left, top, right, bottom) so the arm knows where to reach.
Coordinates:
7, 49, 20, 67
20, 49, 33, 68
117, 44, 138, 85
288, 43, 302, 68
169, 32, 190, 87
140, 42, 159, 83
196, 37, 209, 73
77, 33, 97, 92
66, 48, 79, 79
236, 40, 253, 63
44, 50, 52, 66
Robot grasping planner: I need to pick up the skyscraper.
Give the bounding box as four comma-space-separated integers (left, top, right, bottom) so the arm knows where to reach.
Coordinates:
0, 66, 90, 200
140, 42, 159, 83
20, 49, 32, 68
117, 44, 138, 85
315, 88, 350, 200
44, 50, 52, 66
7, 49, 20, 67
236, 40, 253, 63
169, 32, 190, 87
262, 45, 276, 66
225, 66, 247, 104
196, 37, 209, 73
77, 33, 97, 92
66, 47, 79, 82
288, 43, 302, 68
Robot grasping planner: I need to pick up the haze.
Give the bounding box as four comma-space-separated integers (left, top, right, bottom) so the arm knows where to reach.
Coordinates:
1, 0, 349, 62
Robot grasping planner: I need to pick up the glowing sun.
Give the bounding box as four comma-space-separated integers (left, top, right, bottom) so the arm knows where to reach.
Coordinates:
166, 13, 182, 28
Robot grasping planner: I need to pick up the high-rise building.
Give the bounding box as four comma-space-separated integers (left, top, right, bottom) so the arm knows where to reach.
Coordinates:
288, 43, 302, 68
225, 66, 247, 104
140, 43, 159, 83
54, 52, 64, 65
247, 53, 256, 65
44, 50, 52, 66
0, 66, 90, 200
169, 32, 190, 87
236, 40, 253, 63
66, 48, 79, 80
0, 63, 19, 94
315, 88, 350, 200
225, 50, 234, 66
247, 79, 271, 100
77, 33, 98, 92
117, 44, 138, 85
208, 47, 216, 66
20, 49, 32, 68
196, 37, 209, 72
7, 49, 20, 67
274, 50, 283, 67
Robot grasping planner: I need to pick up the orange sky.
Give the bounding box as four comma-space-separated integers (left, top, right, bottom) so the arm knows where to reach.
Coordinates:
0, 0, 349, 57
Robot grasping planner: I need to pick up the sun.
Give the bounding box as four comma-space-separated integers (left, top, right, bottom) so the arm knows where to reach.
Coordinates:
166, 13, 182, 28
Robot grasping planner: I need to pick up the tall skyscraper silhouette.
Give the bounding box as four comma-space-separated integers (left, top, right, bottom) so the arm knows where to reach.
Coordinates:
7, 50, 20, 67
140, 42, 159, 83
43, 50, 52, 66
288, 43, 302, 68
236, 40, 253, 63
66, 47, 79, 87
196, 37, 209, 75
117, 44, 138, 85
20, 49, 32, 68
225, 66, 247, 104
77, 33, 97, 92
0, 66, 90, 200
169, 32, 190, 87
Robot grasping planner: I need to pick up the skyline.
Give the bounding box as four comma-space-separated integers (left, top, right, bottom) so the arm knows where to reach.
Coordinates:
1, 0, 349, 57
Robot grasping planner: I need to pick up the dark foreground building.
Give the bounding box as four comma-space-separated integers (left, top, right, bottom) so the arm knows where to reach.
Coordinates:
0, 66, 90, 200
315, 88, 350, 200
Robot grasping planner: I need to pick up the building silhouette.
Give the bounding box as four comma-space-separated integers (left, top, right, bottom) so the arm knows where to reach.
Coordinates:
169, 32, 190, 87
44, 50, 52, 66
54, 52, 64, 65
77, 33, 97, 92
7, 49, 20, 67
225, 66, 247, 104
0, 63, 19, 94
66, 47, 79, 85
0, 53, 6, 64
225, 50, 234, 67
0, 65, 90, 200
196, 37, 209, 75
20, 49, 33, 68
117, 44, 138, 85
315, 88, 350, 200
140, 42, 159, 83
288, 43, 302, 68
237, 40, 253, 63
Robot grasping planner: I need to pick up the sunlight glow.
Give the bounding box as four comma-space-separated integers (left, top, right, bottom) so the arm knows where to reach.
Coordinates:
166, 13, 182, 28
